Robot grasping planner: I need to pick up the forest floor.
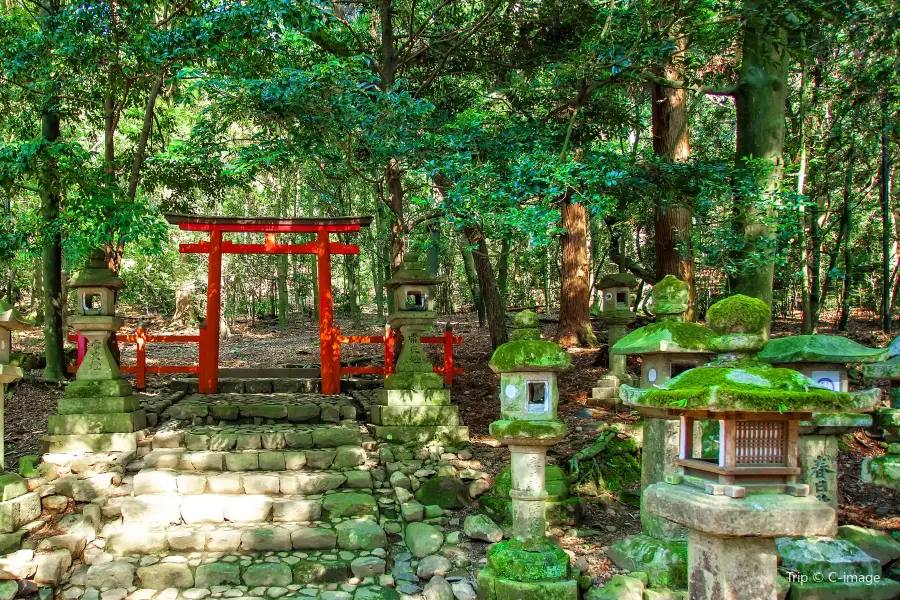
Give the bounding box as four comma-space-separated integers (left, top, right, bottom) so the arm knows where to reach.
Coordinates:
6, 307, 900, 581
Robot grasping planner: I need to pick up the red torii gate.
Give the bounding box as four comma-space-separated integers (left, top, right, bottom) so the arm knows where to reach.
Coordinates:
166, 214, 373, 395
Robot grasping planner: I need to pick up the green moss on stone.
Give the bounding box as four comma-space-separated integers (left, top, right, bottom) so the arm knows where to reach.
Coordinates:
636, 365, 861, 412
759, 335, 886, 364
706, 294, 770, 334
487, 539, 570, 581
490, 419, 567, 440
613, 322, 715, 355
651, 275, 690, 318
489, 341, 572, 373
514, 311, 539, 329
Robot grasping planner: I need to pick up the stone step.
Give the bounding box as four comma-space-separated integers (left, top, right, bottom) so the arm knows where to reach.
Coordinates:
144, 447, 367, 472
372, 425, 469, 444
133, 468, 373, 496
169, 393, 356, 424
122, 491, 379, 524
591, 387, 618, 399
594, 378, 618, 389
105, 519, 387, 555
370, 405, 460, 426
152, 423, 364, 451
87, 548, 386, 590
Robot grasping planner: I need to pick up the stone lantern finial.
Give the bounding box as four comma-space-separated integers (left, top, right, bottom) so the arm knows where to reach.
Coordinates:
650, 275, 690, 322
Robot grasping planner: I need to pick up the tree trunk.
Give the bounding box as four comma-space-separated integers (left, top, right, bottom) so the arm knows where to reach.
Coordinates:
459, 234, 484, 325
838, 144, 855, 330
464, 225, 508, 349
728, 0, 789, 311
277, 174, 290, 330
651, 34, 695, 319
880, 92, 893, 333
556, 195, 598, 347
497, 238, 510, 307
40, 99, 65, 381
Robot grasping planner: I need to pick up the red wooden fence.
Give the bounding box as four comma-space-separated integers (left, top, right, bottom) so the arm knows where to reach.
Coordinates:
68, 324, 462, 390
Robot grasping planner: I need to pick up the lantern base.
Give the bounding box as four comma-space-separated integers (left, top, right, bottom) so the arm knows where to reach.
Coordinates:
477, 540, 577, 600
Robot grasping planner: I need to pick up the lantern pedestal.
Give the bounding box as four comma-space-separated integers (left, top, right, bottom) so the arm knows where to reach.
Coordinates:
645, 482, 836, 600
798, 412, 873, 509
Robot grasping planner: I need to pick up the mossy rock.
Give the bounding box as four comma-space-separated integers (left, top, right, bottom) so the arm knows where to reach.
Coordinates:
705, 294, 770, 334
513, 310, 539, 329
613, 322, 715, 355
489, 340, 572, 373
415, 474, 467, 509
487, 539, 570, 581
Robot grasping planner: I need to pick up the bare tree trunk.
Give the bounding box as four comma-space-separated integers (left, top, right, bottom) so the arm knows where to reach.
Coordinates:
838, 144, 855, 331
880, 92, 893, 332
464, 225, 508, 349
459, 234, 484, 325
556, 194, 598, 347
497, 238, 510, 307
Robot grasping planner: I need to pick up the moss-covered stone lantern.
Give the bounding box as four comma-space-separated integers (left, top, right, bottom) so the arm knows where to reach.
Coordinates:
0, 302, 34, 470
372, 252, 467, 444
592, 272, 638, 405
861, 354, 900, 491
607, 277, 713, 588
477, 310, 577, 600
620, 296, 881, 600
45, 251, 146, 453
758, 335, 885, 508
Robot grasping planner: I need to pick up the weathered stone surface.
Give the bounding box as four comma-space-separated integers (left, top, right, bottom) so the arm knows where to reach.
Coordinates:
423, 576, 454, 600
606, 534, 687, 590
644, 484, 836, 538
194, 563, 241, 587
272, 498, 321, 522
464, 515, 502, 543
33, 549, 72, 585
0, 492, 41, 533
335, 519, 386, 551
242, 563, 292, 587
290, 527, 337, 550
584, 575, 644, 600
240, 527, 292, 551
137, 563, 194, 590
86, 561, 137, 589
776, 537, 880, 580
280, 473, 345, 495
784, 579, 900, 599
333, 446, 366, 468
350, 557, 386, 578
312, 428, 361, 448
134, 470, 178, 495
836, 525, 900, 566
322, 492, 377, 518
406, 522, 444, 558
417, 555, 451, 579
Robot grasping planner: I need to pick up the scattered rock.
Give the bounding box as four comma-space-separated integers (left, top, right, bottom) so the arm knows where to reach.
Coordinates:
464, 515, 502, 543
423, 576, 454, 600
417, 555, 452, 579
406, 522, 445, 558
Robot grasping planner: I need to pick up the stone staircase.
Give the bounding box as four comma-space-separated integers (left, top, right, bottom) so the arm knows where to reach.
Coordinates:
94, 391, 394, 593
588, 376, 619, 409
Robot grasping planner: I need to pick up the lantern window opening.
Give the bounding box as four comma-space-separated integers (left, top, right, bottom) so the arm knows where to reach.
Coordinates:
616, 291, 627, 305
671, 362, 694, 377
406, 290, 426, 311
83, 293, 103, 314
525, 380, 550, 414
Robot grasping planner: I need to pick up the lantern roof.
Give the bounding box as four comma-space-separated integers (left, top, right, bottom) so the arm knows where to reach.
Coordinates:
758, 335, 887, 365
69, 250, 125, 290
0, 301, 34, 331
613, 321, 715, 356
621, 362, 880, 415
384, 252, 444, 287
862, 354, 900, 379
489, 310, 572, 373
598, 272, 638, 289
649, 275, 690, 319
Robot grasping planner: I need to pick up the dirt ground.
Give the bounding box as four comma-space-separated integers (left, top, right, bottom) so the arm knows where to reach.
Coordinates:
5, 307, 900, 576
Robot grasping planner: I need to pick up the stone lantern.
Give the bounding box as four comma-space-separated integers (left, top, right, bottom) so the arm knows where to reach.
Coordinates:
758, 335, 885, 508
591, 272, 638, 405
45, 251, 146, 453
0, 302, 33, 469
620, 295, 882, 600
607, 277, 714, 588
861, 355, 900, 491
372, 252, 467, 444
477, 310, 577, 600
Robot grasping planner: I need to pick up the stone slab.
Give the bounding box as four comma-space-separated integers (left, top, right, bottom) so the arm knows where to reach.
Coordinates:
371, 405, 460, 426
375, 389, 451, 406
45, 432, 138, 453
48, 410, 146, 434
64, 378, 133, 398
0, 492, 40, 533
57, 396, 141, 415
372, 425, 469, 444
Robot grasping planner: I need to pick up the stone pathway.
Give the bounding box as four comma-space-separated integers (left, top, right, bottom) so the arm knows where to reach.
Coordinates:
18, 384, 491, 600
